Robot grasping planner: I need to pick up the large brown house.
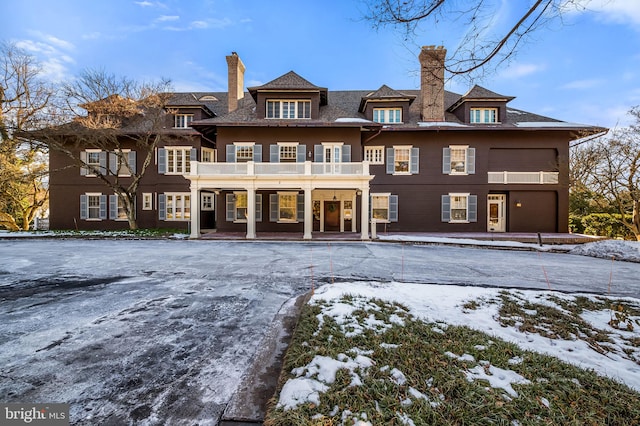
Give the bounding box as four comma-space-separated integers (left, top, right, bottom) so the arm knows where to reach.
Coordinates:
48, 46, 605, 238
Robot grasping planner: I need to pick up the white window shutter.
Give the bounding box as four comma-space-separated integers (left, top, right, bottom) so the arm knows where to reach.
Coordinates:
80, 195, 88, 219
99, 195, 107, 220
226, 194, 235, 221
467, 148, 476, 174
341, 145, 351, 162
442, 148, 451, 174
128, 151, 137, 174
270, 194, 278, 222
108, 152, 118, 175
297, 145, 306, 163
468, 195, 478, 222
80, 151, 88, 175
270, 145, 279, 162
386, 148, 394, 174
389, 195, 398, 222
441, 195, 451, 222
314, 145, 323, 162
296, 194, 304, 222
158, 148, 167, 174
226, 145, 236, 163
109, 195, 118, 220
158, 194, 166, 220
410, 148, 419, 174
256, 194, 263, 222
253, 144, 262, 162
99, 152, 107, 175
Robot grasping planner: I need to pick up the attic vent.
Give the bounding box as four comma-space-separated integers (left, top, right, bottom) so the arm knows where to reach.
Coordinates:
199, 95, 218, 101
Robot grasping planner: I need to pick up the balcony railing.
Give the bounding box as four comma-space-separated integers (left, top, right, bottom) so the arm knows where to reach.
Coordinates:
191, 161, 370, 177
488, 171, 559, 184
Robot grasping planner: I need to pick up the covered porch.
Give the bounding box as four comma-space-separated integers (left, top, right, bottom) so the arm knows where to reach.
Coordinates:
186, 161, 373, 240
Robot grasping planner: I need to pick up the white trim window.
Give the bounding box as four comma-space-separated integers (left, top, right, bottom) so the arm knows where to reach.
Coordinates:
441, 193, 478, 223
142, 193, 153, 211
235, 144, 254, 163
174, 114, 194, 128
443, 146, 476, 175
279, 143, 297, 163
201, 147, 216, 163
364, 146, 384, 164
470, 108, 498, 124
109, 150, 136, 177
201, 193, 214, 211
233, 192, 248, 222
80, 193, 106, 220
266, 100, 311, 119
109, 194, 133, 221
278, 192, 297, 222
165, 193, 191, 221
371, 193, 398, 223
386, 146, 419, 175
80, 149, 106, 176
373, 108, 402, 123
166, 147, 192, 174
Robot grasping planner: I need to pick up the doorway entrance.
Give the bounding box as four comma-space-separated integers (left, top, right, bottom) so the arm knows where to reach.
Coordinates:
487, 194, 506, 232
324, 201, 341, 231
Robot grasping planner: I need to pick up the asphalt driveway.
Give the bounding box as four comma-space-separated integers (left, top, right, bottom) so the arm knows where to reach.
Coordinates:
1, 239, 638, 424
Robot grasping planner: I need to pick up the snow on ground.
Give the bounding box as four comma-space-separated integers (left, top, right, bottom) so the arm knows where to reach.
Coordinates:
277, 282, 640, 415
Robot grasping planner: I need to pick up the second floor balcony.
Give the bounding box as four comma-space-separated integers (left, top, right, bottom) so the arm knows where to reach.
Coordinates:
190, 161, 371, 177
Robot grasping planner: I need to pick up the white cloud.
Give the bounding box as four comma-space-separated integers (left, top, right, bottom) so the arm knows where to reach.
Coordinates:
560, 78, 604, 90
156, 15, 179, 22
190, 20, 209, 29
500, 63, 546, 79
14, 33, 76, 83
43, 35, 75, 51
134, 1, 154, 7
569, 0, 640, 26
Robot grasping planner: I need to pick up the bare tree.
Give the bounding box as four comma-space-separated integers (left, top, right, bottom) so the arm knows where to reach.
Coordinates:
575, 108, 640, 240
0, 42, 52, 230
37, 70, 175, 230
362, 0, 591, 78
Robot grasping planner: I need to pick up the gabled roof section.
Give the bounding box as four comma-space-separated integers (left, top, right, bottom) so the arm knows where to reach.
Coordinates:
448, 84, 515, 112
358, 84, 416, 112
248, 71, 328, 105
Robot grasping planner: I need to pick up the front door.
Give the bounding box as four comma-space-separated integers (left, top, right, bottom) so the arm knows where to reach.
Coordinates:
324, 201, 340, 231
487, 194, 506, 232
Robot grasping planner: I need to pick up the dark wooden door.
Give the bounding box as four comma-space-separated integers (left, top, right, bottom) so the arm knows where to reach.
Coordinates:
324, 201, 340, 231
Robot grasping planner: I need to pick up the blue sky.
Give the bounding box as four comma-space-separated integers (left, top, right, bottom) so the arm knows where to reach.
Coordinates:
2, 0, 640, 128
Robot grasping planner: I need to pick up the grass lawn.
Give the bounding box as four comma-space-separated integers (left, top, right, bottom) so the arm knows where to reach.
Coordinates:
265, 286, 640, 426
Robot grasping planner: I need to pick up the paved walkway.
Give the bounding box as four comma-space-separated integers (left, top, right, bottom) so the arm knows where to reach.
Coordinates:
200, 231, 600, 245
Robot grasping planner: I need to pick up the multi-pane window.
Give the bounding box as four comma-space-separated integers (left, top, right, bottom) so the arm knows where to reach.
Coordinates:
450, 146, 467, 174
201, 148, 216, 163
235, 145, 254, 162
87, 194, 101, 219
365, 146, 384, 164
279, 145, 297, 162
372, 195, 390, 222
201, 194, 214, 211
450, 195, 468, 222
109, 150, 135, 176
234, 192, 247, 221
81, 150, 104, 176
174, 114, 194, 128
142, 193, 153, 210
373, 108, 402, 123
394, 147, 411, 173
165, 147, 192, 174
165, 193, 190, 220
470, 108, 498, 123
266, 100, 311, 119
278, 193, 297, 222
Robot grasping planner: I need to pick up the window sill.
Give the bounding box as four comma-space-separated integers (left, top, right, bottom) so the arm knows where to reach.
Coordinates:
233, 220, 247, 224
85, 218, 102, 221
449, 172, 469, 176
393, 172, 412, 176
448, 220, 470, 224
277, 220, 299, 224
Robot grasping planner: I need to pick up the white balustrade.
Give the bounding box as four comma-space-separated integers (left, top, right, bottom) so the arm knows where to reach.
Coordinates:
488, 171, 559, 184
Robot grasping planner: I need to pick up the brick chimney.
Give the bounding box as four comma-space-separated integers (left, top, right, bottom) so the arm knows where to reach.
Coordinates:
419, 45, 446, 122
226, 52, 245, 113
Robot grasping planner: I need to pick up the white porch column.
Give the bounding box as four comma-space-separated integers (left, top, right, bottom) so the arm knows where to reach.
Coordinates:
189, 185, 200, 239
360, 186, 369, 240
303, 187, 313, 239
246, 186, 256, 239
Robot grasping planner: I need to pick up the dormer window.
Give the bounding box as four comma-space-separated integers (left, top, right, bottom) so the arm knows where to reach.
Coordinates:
266, 100, 311, 119
373, 108, 402, 123
470, 108, 498, 123
174, 114, 194, 128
